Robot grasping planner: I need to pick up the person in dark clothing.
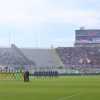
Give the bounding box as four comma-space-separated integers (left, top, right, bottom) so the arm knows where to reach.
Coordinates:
24, 71, 30, 82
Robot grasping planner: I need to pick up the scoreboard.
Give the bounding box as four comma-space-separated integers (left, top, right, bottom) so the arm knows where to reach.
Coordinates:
75, 30, 100, 44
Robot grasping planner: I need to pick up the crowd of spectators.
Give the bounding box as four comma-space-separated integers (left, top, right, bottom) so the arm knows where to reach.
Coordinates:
56, 47, 100, 68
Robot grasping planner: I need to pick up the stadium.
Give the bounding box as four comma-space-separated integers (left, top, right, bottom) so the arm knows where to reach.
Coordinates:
1, 29, 100, 75
0, 29, 100, 100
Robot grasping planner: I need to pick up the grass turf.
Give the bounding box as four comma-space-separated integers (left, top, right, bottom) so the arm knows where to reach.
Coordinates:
0, 76, 100, 100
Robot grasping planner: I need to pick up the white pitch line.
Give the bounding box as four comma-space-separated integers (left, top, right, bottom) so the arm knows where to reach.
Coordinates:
58, 93, 80, 100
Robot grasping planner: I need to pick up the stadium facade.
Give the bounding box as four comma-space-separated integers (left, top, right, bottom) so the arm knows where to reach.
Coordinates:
1, 29, 100, 74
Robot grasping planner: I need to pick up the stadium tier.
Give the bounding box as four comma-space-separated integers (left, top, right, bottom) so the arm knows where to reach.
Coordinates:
0, 45, 35, 68
0, 44, 63, 71
75, 29, 100, 47
56, 47, 100, 67
21, 48, 63, 68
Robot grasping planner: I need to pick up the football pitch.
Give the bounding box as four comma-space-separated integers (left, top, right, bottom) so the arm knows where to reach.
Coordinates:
0, 76, 100, 100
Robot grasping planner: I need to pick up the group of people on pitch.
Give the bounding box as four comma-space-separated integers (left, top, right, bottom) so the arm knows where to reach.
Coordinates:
23, 70, 59, 82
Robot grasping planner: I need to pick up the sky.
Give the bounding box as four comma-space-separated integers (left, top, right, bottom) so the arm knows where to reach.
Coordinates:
0, 0, 100, 48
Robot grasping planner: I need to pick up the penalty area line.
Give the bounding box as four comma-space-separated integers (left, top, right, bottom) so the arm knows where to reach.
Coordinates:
57, 93, 81, 100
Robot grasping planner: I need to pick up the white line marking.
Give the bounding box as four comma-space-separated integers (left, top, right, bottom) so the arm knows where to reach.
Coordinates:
58, 93, 80, 100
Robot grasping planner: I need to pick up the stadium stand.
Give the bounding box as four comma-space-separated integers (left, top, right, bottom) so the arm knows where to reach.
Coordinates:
11, 44, 35, 66
21, 48, 63, 68
0, 45, 35, 68
0, 44, 100, 74
56, 47, 100, 68
0, 44, 63, 72
56, 47, 100, 74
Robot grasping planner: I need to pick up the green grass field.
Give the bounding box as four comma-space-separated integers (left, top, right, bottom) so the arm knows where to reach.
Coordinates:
0, 76, 100, 100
